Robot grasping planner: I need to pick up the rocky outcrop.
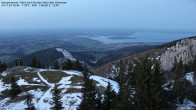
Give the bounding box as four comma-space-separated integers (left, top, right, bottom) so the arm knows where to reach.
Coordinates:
160, 37, 196, 70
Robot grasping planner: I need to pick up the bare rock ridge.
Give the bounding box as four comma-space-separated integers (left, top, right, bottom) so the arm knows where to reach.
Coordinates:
160, 37, 196, 70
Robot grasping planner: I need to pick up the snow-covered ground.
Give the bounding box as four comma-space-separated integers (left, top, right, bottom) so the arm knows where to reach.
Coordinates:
90, 75, 119, 93
56, 48, 76, 61
0, 79, 10, 95
0, 67, 119, 110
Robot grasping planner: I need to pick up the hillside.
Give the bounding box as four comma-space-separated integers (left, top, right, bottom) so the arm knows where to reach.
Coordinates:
0, 66, 119, 110
93, 36, 196, 77
8, 45, 154, 68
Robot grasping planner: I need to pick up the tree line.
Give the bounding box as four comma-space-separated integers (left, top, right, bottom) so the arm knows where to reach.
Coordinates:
105, 56, 196, 110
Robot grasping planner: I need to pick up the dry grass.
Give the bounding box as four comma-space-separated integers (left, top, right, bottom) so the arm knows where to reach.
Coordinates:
70, 75, 83, 86
40, 71, 70, 83
65, 88, 81, 94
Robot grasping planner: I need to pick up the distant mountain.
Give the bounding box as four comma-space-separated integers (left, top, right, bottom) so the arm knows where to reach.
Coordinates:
8, 47, 97, 67
8, 48, 65, 67
8, 45, 155, 68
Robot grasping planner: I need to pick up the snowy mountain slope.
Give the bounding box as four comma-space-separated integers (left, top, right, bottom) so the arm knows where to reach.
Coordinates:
56, 48, 76, 61
0, 66, 119, 110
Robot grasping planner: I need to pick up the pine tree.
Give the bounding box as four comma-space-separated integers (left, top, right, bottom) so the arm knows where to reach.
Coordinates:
54, 61, 60, 69
51, 84, 64, 110
127, 62, 136, 88
172, 57, 185, 80
42, 64, 45, 69
10, 76, 21, 99
115, 60, 133, 110
172, 79, 192, 104
31, 57, 37, 67
134, 57, 166, 110
171, 57, 178, 79
25, 93, 36, 110
191, 55, 196, 71
37, 61, 42, 68
15, 58, 23, 66
0, 62, 7, 72
64, 59, 73, 70
78, 65, 97, 110
95, 92, 103, 110
135, 57, 154, 110
73, 59, 83, 71
103, 82, 116, 110
150, 60, 164, 109
177, 58, 185, 78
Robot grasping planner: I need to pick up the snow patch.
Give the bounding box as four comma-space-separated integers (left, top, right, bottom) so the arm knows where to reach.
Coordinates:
90, 75, 119, 93
23, 67, 32, 72
185, 72, 194, 84
17, 78, 29, 86
1, 71, 8, 76
62, 93, 82, 110
64, 70, 82, 76
33, 77, 41, 83
17, 78, 44, 86
176, 99, 196, 110
56, 48, 76, 61
0, 80, 10, 94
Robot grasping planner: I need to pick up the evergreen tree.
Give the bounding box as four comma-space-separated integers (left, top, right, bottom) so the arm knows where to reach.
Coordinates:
51, 84, 64, 110
37, 61, 42, 68
42, 64, 45, 69
31, 57, 37, 67
95, 92, 103, 110
25, 93, 36, 110
150, 60, 164, 109
115, 60, 133, 110
176, 58, 185, 79
103, 82, 116, 110
191, 55, 196, 71
171, 57, 178, 79
172, 79, 192, 104
73, 59, 83, 71
135, 56, 164, 110
127, 62, 136, 88
15, 58, 23, 66
64, 59, 73, 70
172, 57, 185, 80
78, 65, 97, 110
194, 69, 196, 82
54, 61, 60, 69
0, 62, 7, 72
10, 76, 21, 99
135, 57, 150, 110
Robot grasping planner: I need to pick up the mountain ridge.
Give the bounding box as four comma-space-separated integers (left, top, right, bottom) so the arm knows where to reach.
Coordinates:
93, 36, 196, 77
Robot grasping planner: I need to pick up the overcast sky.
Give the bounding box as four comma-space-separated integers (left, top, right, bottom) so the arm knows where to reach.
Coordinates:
0, 0, 196, 31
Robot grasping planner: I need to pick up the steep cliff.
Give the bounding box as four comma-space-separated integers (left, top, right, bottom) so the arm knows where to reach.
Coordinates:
160, 37, 196, 70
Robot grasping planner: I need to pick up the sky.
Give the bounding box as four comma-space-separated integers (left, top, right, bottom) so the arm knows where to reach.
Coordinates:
0, 0, 196, 31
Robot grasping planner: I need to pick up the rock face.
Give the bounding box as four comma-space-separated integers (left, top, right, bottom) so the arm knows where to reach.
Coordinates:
160, 37, 196, 70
